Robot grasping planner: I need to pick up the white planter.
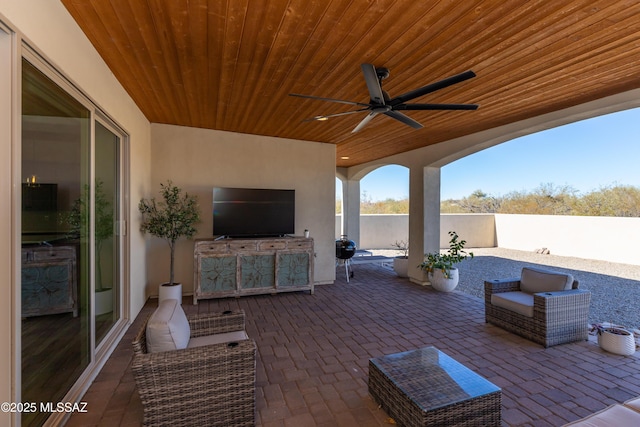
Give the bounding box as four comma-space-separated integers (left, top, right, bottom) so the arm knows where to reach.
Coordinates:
428, 268, 459, 292
598, 328, 636, 356
95, 289, 113, 316
393, 256, 409, 278
159, 283, 183, 304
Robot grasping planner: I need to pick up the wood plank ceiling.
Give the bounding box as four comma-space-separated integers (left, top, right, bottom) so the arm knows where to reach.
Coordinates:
61, 0, 640, 167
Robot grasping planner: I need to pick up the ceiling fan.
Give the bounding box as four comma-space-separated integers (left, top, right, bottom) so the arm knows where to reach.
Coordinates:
290, 63, 478, 133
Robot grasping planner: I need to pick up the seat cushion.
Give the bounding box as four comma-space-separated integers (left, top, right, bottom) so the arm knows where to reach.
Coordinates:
491, 291, 534, 317
187, 330, 249, 348
146, 299, 191, 353
562, 404, 640, 426
624, 397, 640, 413
520, 267, 574, 293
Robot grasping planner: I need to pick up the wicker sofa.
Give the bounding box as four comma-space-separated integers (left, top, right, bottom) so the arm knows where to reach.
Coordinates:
484, 267, 591, 347
563, 396, 640, 425
132, 300, 256, 427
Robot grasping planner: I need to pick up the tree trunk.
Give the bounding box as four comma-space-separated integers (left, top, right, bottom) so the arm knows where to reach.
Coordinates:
169, 241, 175, 285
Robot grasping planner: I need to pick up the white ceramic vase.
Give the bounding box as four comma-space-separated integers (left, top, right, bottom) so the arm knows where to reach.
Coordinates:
598, 327, 636, 356
428, 268, 459, 292
95, 288, 113, 315
159, 283, 183, 304
393, 256, 409, 278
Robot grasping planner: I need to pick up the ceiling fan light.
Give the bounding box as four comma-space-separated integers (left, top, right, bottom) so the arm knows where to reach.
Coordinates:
315, 116, 329, 121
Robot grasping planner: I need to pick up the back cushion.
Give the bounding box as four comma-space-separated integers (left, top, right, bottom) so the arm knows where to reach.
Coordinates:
146, 299, 191, 353
520, 267, 574, 293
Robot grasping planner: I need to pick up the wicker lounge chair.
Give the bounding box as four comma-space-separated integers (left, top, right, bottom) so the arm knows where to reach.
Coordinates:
485, 267, 591, 347
132, 302, 256, 426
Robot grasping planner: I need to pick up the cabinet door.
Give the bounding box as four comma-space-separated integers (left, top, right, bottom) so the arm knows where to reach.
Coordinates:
240, 255, 275, 289
199, 256, 237, 293
277, 252, 310, 287
22, 260, 75, 317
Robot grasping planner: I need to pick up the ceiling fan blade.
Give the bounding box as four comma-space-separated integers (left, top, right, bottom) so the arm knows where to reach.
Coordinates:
352, 112, 378, 133
289, 93, 370, 107
360, 63, 385, 105
384, 110, 423, 129
302, 108, 370, 122
395, 103, 479, 111
389, 70, 476, 105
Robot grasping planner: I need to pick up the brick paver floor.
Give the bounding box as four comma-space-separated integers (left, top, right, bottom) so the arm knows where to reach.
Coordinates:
66, 262, 640, 427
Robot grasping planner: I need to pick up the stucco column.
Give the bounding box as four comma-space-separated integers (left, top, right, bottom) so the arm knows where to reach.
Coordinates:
341, 179, 361, 246
408, 166, 440, 284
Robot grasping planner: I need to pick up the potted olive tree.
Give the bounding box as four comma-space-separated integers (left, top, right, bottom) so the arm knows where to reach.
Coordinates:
139, 181, 200, 303
418, 231, 473, 292
69, 179, 115, 315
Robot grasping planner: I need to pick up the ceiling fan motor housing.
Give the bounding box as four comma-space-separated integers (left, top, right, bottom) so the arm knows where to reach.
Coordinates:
375, 67, 390, 80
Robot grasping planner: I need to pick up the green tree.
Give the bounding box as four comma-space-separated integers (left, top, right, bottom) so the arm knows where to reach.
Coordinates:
139, 181, 200, 285
500, 183, 578, 215
577, 185, 640, 217
441, 183, 640, 217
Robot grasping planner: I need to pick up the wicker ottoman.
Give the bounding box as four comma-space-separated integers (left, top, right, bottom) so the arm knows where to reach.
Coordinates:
369, 346, 501, 427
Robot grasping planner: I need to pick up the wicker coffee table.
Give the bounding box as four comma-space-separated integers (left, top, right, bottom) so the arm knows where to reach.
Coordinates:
369, 346, 501, 426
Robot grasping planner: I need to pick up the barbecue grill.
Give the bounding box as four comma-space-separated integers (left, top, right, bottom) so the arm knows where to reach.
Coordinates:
336, 235, 356, 282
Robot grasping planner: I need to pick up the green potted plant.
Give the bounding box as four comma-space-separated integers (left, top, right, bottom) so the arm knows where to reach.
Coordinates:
139, 180, 200, 303
418, 231, 473, 292
69, 179, 115, 315
391, 240, 409, 278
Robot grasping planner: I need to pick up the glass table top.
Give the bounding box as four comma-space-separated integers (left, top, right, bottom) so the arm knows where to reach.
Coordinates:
370, 346, 501, 411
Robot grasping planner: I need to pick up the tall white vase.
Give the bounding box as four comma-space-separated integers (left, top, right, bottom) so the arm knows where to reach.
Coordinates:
158, 283, 183, 304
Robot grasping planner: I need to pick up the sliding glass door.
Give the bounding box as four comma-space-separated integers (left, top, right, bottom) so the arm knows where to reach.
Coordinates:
94, 121, 121, 345
21, 56, 126, 426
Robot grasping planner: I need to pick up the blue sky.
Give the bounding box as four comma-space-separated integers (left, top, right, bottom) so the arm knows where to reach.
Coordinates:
343, 107, 640, 201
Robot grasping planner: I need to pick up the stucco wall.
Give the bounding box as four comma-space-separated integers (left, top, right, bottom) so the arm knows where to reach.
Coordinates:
340, 213, 640, 266
337, 213, 496, 249
148, 124, 336, 295
494, 214, 640, 265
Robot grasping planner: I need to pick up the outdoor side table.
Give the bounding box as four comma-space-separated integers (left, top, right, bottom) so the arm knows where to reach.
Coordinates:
368, 346, 501, 427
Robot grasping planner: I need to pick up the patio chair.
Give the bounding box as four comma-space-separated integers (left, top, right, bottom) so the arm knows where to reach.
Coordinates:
484, 267, 591, 347
132, 299, 256, 426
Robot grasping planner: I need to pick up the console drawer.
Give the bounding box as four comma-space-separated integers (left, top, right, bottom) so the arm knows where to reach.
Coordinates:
288, 239, 313, 249
229, 241, 257, 251
258, 241, 286, 250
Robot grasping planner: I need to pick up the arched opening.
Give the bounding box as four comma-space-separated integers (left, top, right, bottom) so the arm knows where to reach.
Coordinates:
438, 107, 640, 260
358, 164, 409, 251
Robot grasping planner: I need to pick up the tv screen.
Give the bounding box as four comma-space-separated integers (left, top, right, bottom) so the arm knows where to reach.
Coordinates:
213, 187, 295, 237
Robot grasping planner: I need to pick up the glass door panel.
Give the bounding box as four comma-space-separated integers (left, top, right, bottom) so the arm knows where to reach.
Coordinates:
21, 58, 91, 427
95, 122, 120, 345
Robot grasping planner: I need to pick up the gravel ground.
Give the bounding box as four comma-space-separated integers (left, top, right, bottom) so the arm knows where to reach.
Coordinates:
369, 247, 640, 329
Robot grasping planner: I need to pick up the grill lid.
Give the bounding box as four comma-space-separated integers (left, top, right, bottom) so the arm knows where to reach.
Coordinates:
336, 235, 357, 259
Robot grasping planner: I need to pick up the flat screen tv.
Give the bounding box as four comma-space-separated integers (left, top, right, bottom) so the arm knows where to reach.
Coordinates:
213, 187, 295, 237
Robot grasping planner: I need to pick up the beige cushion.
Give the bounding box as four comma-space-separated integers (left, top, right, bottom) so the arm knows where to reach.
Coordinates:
563, 404, 640, 426
146, 299, 191, 353
520, 267, 574, 294
491, 291, 534, 317
187, 330, 249, 348
624, 397, 640, 413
